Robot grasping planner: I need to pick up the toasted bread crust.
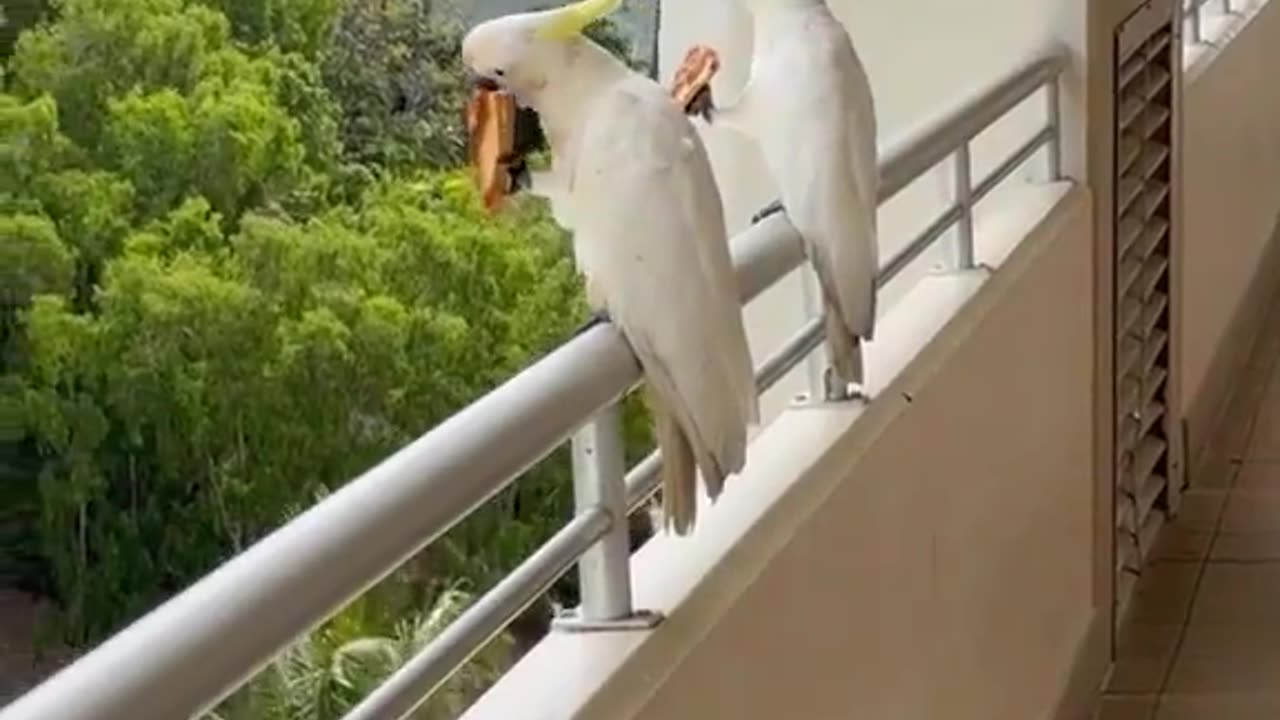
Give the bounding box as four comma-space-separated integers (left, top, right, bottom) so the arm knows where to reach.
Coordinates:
466, 87, 517, 212
670, 45, 720, 111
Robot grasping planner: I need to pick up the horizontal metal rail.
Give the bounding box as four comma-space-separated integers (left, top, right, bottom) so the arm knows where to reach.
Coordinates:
0, 50, 1069, 720
344, 509, 612, 720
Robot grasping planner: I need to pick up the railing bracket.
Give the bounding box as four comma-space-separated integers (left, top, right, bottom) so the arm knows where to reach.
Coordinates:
928, 264, 994, 279
789, 391, 872, 410
551, 608, 664, 633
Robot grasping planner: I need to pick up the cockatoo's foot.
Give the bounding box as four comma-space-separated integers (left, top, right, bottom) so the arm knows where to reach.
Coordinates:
671, 45, 720, 121
751, 199, 786, 225
571, 308, 612, 338
685, 86, 716, 122
822, 367, 869, 403
503, 154, 532, 195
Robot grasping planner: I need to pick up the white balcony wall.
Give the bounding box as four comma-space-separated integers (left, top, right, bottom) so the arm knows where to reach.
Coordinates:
1179, 0, 1280, 461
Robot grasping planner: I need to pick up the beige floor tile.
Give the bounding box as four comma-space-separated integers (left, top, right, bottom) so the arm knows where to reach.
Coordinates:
1190, 463, 1236, 489
1219, 491, 1280, 532
1172, 491, 1229, 532
1156, 692, 1280, 719
1177, 618, 1280, 659
1211, 403, 1263, 468
1166, 652, 1280, 693
1188, 562, 1280, 624
1247, 411, 1280, 460
1152, 526, 1215, 562
1095, 694, 1157, 720
1232, 462, 1280, 492
1127, 562, 1202, 625
1108, 622, 1182, 694
1246, 376, 1280, 460
1211, 530, 1280, 560
1109, 659, 1172, 695
1151, 491, 1226, 562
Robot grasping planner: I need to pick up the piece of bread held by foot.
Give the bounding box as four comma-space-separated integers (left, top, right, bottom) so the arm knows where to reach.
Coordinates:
466, 86, 517, 212
670, 45, 721, 116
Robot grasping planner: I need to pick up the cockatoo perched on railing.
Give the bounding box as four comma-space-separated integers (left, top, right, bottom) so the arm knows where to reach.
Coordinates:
462, 0, 760, 535
680, 0, 879, 402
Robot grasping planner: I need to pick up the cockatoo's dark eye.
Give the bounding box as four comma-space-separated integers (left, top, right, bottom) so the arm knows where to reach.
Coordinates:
493, 68, 506, 77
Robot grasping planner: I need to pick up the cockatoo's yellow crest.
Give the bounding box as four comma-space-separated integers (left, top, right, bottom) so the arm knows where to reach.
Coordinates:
535, 0, 623, 40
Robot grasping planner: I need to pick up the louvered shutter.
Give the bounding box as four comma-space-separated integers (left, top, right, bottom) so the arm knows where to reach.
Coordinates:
1114, 4, 1178, 621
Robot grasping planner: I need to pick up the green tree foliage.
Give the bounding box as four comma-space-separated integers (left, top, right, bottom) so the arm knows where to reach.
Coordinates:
2, 0, 654, 714
0, 0, 52, 59
14, 171, 585, 644
197, 0, 344, 59
209, 585, 513, 720
322, 0, 469, 171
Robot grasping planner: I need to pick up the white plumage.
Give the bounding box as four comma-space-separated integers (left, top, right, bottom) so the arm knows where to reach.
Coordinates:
702, 0, 879, 398
462, 0, 760, 535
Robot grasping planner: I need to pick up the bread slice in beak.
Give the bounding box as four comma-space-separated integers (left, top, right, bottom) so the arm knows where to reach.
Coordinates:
466, 86, 517, 212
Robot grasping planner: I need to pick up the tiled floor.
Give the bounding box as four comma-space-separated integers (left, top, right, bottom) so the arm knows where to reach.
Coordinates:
1097, 332, 1280, 719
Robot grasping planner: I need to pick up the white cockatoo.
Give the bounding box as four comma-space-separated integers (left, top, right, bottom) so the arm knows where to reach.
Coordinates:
462, 0, 760, 535
685, 0, 879, 401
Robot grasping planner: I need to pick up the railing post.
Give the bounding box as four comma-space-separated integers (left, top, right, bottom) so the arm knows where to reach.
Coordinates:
953, 142, 976, 270
1047, 78, 1063, 181
798, 267, 826, 400
554, 403, 661, 632
1189, 1, 1203, 43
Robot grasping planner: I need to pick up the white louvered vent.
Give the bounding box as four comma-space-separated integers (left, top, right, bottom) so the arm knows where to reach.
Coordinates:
1114, 3, 1177, 623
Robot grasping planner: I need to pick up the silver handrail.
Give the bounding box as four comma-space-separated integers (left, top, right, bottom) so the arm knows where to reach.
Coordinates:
0, 51, 1068, 720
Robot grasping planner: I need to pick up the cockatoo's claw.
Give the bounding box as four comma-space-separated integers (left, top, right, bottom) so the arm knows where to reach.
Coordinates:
684, 86, 715, 122
821, 366, 869, 403
505, 155, 532, 195
571, 309, 612, 338
822, 366, 850, 402
751, 199, 787, 225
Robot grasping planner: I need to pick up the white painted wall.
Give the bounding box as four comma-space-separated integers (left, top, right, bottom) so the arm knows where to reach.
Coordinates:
658, 0, 1076, 422
1179, 0, 1280, 447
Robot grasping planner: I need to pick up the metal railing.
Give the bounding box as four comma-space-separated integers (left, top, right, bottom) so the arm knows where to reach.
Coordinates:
0, 51, 1069, 720
1186, 0, 1239, 44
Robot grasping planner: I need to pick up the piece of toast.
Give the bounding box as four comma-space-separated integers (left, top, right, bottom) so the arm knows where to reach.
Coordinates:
670, 45, 721, 114
466, 87, 517, 212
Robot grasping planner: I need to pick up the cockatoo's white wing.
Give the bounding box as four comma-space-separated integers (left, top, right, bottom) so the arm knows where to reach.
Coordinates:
765, 11, 879, 341
571, 78, 760, 480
